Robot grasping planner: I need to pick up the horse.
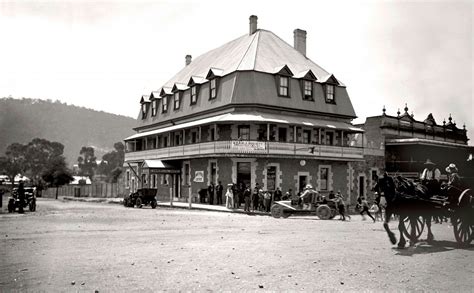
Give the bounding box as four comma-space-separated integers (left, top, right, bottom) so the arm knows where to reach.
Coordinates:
374, 174, 435, 248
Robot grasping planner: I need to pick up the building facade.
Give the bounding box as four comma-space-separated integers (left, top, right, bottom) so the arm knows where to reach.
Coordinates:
359, 105, 473, 179
124, 16, 384, 205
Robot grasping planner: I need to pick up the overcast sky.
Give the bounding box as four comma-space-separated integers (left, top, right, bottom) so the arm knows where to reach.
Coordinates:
1, 0, 472, 143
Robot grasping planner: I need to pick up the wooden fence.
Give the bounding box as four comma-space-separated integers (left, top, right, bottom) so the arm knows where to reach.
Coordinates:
42, 182, 126, 198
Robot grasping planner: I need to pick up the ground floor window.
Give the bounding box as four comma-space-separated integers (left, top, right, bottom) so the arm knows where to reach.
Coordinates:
320, 167, 328, 191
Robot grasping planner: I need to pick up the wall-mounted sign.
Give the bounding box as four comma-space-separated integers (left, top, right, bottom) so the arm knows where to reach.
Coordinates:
300, 160, 306, 166
194, 171, 204, 182
231, 140, 266, 151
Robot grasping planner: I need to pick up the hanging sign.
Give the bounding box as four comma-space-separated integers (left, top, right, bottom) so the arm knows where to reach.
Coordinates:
194, 171, 204, 182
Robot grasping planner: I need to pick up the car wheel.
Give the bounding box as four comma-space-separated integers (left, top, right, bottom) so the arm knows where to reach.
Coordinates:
271, 204, 283, 218
316, 205, 331, 220
151, 200, 157, 209
136, 198, 143, 208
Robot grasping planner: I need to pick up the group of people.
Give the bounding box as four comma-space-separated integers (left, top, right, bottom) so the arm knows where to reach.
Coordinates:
225, 183, 284, 212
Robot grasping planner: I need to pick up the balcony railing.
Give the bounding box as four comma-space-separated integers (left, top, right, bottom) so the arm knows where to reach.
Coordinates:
125, 140, 367, 161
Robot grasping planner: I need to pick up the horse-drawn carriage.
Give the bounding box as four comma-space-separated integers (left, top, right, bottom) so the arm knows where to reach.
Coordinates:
375, 174, 473, 247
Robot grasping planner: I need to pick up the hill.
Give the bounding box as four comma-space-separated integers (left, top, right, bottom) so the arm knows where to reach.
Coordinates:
0, 97, 136, 166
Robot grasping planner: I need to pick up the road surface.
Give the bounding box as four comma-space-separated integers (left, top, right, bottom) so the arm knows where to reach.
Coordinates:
1, 198, 473, 292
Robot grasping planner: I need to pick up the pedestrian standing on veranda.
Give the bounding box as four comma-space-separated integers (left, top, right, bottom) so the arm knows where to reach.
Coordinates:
216, 181, 223, 205
360, 197, 376, 222
234, 183, 242, 209
263, 191, 272, 212
207, 183, 215, 205
258, 189, 265, 211
243, 185, 251, 212
225, 184, 234, 209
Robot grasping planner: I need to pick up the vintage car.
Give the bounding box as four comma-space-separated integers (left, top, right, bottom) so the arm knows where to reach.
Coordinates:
123, 188, 158, 209
8, 187, 37, 213
270, 197, 337, 220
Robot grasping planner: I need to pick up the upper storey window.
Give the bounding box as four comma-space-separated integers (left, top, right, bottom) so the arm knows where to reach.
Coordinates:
174, 92, 181, 110
190, 86, 197, 104
151, 99, 157, 117
209, 79, 217, 99
140, 95, 149, 120
206, 68, 224, 100
279, 76, 289, 97
274, 65, 293, 98
188, 76, 206, 105
325, 84, 335, 103
303, 80, 313, 100
323, 74, 339, 104
141, 103, 147, 119
162, 96, 168, 113
296, 69, 316, 101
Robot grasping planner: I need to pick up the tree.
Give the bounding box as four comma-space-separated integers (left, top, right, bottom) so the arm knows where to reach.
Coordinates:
0, 143, 27, 189
77, 146, 97, 180
42, 156, 73, 199
97, 142, 125, 182
24, 138, 65, 190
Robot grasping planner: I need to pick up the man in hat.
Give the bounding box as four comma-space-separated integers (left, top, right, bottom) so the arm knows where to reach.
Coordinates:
299, 184, 316, 210
420, 159, 441, 197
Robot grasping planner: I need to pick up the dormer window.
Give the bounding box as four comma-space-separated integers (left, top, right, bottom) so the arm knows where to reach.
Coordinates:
325, 84, 335, 103
278, 76, 289, 97
151, 99, 157, 116
174, 92, 181, 110
141, 103, 147, 119
191, 86, 198, 104
162, 96, 168, 113
303, 80, 313, 100
210, 78, 217, 99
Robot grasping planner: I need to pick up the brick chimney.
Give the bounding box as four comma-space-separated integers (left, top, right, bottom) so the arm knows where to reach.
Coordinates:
249, 15, 258, 35
185, 55, 192, 66
294, 29, 307, 56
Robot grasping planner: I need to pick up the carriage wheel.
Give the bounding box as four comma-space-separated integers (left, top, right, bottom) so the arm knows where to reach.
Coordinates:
452, 214, 473, 245
402, 215, 425, 242
270, 204, 283, 218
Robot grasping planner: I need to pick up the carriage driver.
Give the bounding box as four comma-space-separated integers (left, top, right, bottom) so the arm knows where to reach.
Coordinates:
300, 184, 317, 210
420, 159, 441, 196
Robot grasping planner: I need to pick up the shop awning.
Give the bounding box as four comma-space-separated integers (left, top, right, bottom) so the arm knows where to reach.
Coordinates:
142, 159, 175, 169
125, 113, 363, 140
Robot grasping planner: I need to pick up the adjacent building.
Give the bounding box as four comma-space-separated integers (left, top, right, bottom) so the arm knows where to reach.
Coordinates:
124, 16, 384, 205
359, 105, 473, 179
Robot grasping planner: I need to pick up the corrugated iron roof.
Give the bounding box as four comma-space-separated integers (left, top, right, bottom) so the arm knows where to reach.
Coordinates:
162, 29, 342, 88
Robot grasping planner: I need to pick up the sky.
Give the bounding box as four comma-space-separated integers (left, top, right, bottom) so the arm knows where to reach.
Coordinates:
1, 0, 472, 143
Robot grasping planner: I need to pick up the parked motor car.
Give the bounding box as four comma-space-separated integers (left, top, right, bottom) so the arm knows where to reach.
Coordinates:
270, 196, 337, 220
123, 188, 158, 209
8, 187, 37, 213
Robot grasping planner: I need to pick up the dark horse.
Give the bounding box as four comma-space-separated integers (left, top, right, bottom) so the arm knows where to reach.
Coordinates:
374, 173, 435, 248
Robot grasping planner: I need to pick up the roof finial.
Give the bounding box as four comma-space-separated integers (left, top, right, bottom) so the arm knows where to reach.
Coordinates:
443, 119, 446, 126
382, 105, 386, 115
411, 111, 414, 118
448, 114, 452, 123
404, 103, 408, 113
397, 108, 401, 117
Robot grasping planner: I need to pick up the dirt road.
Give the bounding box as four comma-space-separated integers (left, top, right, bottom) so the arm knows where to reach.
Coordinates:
1, 198, 473, 292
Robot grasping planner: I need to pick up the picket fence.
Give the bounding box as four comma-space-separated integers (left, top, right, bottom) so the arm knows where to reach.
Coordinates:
42, 182, 126, 198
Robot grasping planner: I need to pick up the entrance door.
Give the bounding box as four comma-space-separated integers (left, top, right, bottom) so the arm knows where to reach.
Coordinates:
359, 176, 365, 198
299, 175, 307, 193
237, 162, 251, 187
